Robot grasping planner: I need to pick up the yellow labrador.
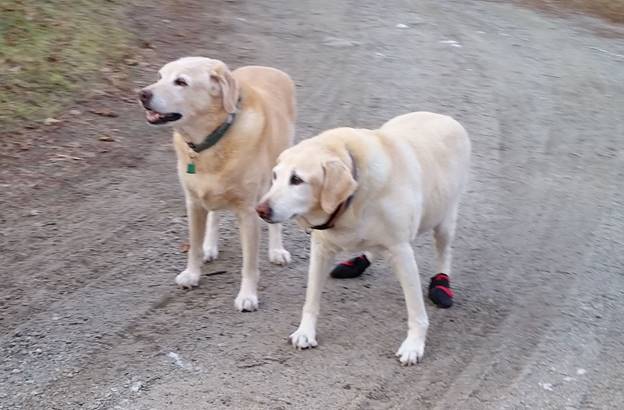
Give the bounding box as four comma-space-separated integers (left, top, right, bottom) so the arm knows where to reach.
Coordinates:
139, 57, 295, 311
257, 112, 471, 364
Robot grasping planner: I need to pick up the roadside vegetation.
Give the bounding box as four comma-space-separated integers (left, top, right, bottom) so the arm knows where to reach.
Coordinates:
525, 0, 624, 24
0, 0, 132, 133
0, 0, 621, 137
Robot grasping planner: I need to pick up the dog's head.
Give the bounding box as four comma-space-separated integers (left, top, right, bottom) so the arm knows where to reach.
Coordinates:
256, 138, 358, 225
138, 57, 239, 126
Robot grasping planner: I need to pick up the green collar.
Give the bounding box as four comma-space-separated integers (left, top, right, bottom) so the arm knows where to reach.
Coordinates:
186, 100, 240, 154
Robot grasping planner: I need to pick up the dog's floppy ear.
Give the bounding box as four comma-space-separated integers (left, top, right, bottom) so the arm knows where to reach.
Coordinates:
320, 159, 357, 214
210, 63, 239, 114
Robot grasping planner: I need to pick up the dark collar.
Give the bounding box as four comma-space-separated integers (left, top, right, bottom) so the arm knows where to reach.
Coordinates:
186, 100, 241, 154
310, 152, 357, 231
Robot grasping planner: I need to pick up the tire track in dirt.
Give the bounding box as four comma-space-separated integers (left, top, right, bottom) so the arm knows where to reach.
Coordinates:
1, 0, 623, 409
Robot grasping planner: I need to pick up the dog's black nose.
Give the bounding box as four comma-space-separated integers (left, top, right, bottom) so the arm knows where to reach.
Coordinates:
255, 202, 273, 221
139, 89, 152, 105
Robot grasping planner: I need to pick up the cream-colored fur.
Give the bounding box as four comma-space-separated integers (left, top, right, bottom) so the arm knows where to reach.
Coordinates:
140, 57, 295, 311
258, 112, 471, 364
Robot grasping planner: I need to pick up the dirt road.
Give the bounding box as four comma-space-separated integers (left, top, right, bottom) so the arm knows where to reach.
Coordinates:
1, 0, 623, 409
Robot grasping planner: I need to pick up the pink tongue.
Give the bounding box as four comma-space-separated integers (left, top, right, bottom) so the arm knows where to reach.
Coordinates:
146, 111, 161, 122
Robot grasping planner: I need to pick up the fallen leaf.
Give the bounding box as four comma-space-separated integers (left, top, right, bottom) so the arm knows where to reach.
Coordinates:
179, 242, 190, 253
88, 108, 118, 118
139, 40, 153, 49
98, 134, 115, 142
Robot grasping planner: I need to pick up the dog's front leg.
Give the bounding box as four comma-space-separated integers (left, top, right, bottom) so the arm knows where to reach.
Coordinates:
388, 243, 429, 365
235, 208, 261, 312
267, 223, 291, 265
202, 211, 220, 263
176, 200, 207, 288
290, 234, 335, 349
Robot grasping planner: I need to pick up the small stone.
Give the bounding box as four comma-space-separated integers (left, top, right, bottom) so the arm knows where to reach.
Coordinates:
69, 109, 82, 116
130, 381, 143, 392
322, 37, 360, 48
44, 118, 61, 125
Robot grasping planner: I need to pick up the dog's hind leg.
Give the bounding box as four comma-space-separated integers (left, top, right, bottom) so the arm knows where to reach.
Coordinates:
429, 205, 459, 308
433, 205, 458, 276
267, 223, 291, 265
235, 208, 261, 312
202, 211, 220, 263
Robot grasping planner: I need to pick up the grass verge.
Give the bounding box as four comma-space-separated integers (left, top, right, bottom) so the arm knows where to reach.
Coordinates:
524, 0, 624, 24
0, 0, 133, 133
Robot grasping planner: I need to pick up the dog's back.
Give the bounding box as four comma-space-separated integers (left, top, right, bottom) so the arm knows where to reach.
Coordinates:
380, 112, 471, 233
234, 66, 296, 145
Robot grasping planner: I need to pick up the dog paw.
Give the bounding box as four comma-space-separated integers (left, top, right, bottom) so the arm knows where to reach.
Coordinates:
202, 244, 219, 263
269, 248, 291, 265
175, 269, 200, 289
395, 336, 425, 366
289, 327, 318, 349
234, 291, 258, 312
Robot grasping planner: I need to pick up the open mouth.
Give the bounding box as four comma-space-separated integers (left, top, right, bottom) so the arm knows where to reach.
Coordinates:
144, 110, 182, 125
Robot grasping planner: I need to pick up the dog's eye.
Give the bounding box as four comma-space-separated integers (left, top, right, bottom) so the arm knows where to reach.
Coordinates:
272, 171, 276, 180
290, 174, 303, 185
174, 78, 188, 87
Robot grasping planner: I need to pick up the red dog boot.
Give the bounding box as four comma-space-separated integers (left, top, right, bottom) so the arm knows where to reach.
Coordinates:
330, 254, 370, 279
428, 273, 454, 308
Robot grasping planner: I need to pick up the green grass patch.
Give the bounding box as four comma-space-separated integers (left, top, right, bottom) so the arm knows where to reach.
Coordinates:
0, 0, 132, 132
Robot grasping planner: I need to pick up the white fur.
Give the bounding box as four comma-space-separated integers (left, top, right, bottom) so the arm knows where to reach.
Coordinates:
260, 112, 471, 365
202, 211, 220, 262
